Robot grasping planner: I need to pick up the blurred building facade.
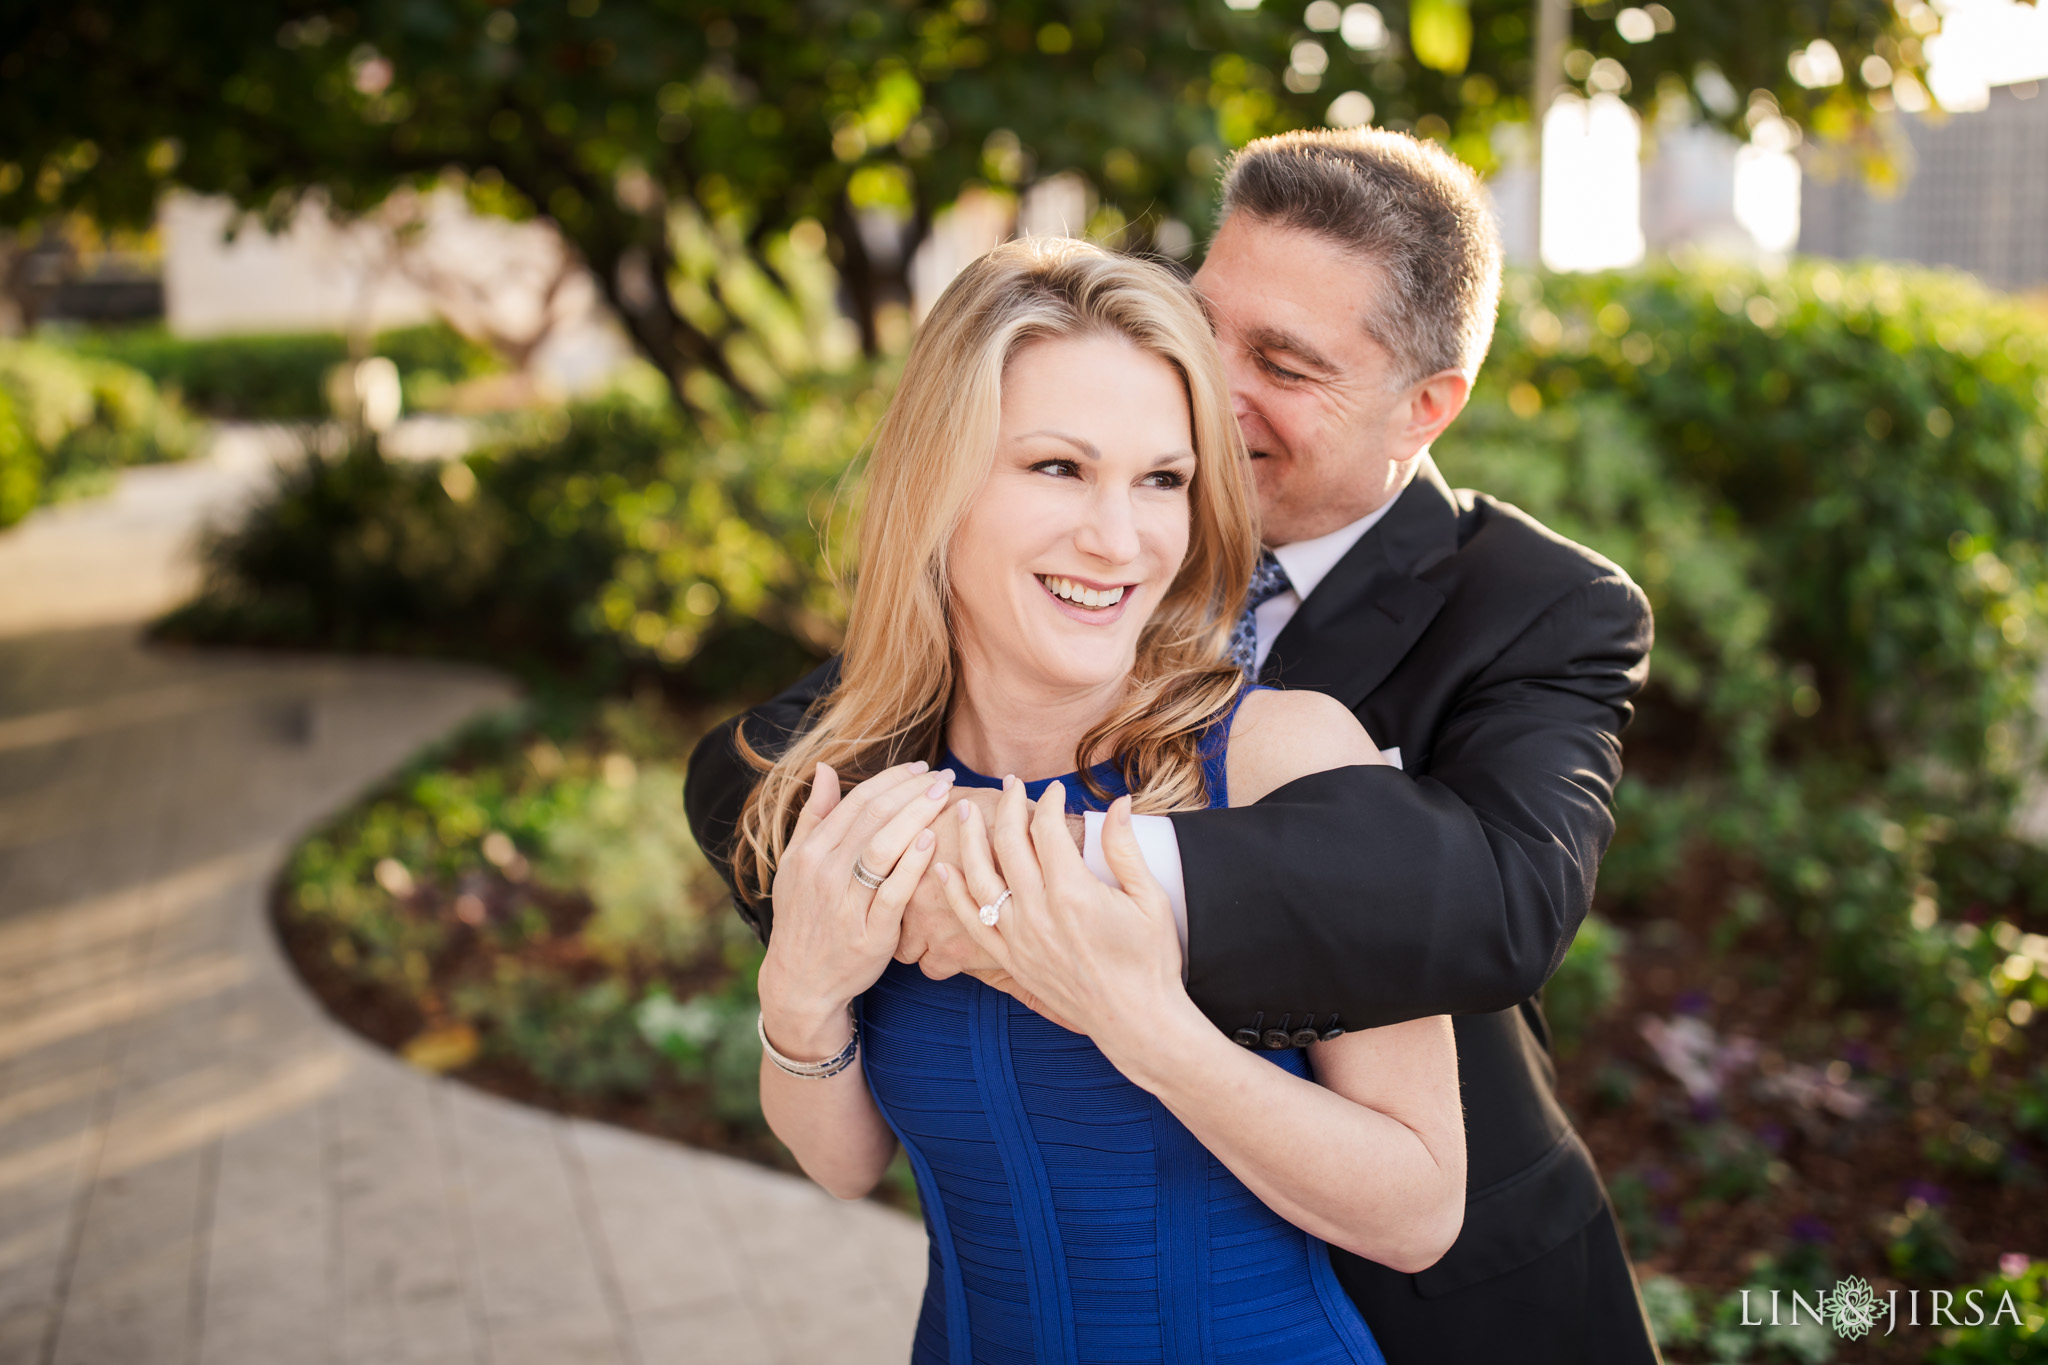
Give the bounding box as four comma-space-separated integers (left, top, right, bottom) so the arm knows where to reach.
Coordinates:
1799, 82, 2048, 290
161, 190, 633, 396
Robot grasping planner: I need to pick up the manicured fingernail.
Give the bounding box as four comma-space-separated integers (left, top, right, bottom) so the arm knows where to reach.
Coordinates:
909, 760, 929, 774
916, 829, 934, 850
926, 775, 952, 799
935, 863, 951, 882
958, 801, 972, 821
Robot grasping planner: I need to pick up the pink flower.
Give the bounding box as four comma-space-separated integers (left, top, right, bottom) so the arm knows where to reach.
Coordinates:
2001, 1253, 2030, 1280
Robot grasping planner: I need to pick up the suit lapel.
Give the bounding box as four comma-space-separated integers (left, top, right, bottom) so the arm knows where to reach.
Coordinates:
1260, 457, 1461, 711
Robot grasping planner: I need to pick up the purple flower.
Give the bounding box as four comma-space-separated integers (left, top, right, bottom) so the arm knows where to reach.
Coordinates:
1790, 1215, 1833, 1244
1903, 1180, 1949, 1206
1759, 1124, 1788, 1151
1675, 989, 1711, 1017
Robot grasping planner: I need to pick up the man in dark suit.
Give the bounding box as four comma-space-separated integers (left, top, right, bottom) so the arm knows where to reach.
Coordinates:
686, 128, 1660, 1364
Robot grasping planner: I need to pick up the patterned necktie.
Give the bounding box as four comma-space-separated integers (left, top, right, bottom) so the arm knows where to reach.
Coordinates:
1228, 550, 1293, 677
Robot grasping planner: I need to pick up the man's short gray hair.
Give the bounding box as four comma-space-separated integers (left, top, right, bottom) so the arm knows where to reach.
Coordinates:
1218, 128, 1503, 384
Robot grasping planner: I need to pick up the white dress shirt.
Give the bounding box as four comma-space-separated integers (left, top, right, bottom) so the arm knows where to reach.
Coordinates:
1080, 485, 1410, 962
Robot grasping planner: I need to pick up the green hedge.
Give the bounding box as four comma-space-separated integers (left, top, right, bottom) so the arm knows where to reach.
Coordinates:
1432, 261, 2048, 1179
162, 366, 878, 695
63, 321, 500, 419
0, 339, 196, 525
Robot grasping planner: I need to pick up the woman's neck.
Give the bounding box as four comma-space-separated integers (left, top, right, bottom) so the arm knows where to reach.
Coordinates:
945, 655, 1124, 782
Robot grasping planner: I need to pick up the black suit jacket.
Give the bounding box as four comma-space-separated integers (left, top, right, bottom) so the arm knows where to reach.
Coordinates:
684, 455, 1654, 1311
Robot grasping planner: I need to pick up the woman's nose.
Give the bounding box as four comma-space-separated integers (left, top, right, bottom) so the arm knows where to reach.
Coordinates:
1074, 487, 1142, 565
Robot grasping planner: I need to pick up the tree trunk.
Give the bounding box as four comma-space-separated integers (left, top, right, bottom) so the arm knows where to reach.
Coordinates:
498, 153, 750, 419
586, 228, 753, 417
1530, 0, 1571, 260
832, 194, 883, 359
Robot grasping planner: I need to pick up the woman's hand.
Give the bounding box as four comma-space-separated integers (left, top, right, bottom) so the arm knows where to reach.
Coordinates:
758, 760, 955, 1060
934, 779, 1194, 1057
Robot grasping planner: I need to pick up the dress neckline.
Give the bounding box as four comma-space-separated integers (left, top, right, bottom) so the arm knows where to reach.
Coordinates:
938, 749, 1123, 801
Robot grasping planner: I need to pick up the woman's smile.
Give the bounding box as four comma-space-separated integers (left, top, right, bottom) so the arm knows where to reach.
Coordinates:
1035, 572, 1135, 622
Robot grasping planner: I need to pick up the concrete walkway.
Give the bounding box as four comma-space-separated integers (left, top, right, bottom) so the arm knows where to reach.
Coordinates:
0, 439, 925, 1365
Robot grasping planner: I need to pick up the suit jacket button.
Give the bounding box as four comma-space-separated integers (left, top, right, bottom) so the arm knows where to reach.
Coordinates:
1262, 1029, 1291, 1049
1292, 1024, 1321, 1047
1232, 1028, 1260, 1048
1320, 1025, 1345, 1043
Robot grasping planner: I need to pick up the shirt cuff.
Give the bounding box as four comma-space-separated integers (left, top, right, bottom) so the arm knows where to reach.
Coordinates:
1081, 810, 1190, 976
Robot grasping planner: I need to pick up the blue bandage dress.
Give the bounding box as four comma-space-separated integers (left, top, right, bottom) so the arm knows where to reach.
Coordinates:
858, 708, 1388, 1365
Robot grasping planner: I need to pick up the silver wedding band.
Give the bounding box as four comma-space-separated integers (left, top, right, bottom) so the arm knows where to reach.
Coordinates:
852, 857, 888, 890
979, 889, 1012, 927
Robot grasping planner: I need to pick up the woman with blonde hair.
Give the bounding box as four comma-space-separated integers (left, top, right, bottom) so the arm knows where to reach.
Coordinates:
737, 236, 1462, 1364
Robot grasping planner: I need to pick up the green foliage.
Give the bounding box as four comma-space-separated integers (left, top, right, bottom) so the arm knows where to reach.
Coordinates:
0, 336, 194, 523
1608, 1166, 1672, 1260
283, 695, 749, 1100
1436, 259, 2048, 1050
596, 363, 889, 667
1466, 261, 2048, 787
3, 1, 1922, 409
1681, 1120, 1782, 1204
638, 964, 767, 1124
163, 404, 658, 677
1639, 1275, 1703, 1352
455, 970, 656, 1096
1543, 913, 1625, 1054
168, 366, 884, 692
62, 322, 500, 419
1883, 1197, 1963, 1284
1926, 1260, 2048, 1363
542, 748, 708, 966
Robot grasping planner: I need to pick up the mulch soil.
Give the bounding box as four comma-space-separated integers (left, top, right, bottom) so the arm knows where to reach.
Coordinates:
1560, 847, 2042, 1362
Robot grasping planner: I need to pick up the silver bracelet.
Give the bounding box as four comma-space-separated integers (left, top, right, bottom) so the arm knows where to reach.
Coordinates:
757, 1006, 859, 1080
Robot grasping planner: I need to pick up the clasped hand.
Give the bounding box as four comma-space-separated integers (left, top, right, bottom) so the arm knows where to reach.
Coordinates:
757, 760, 956, 1055
932, 778, 1185, 1050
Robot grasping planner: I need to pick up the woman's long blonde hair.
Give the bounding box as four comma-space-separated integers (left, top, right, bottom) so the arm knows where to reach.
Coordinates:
734, 237, 1257, 906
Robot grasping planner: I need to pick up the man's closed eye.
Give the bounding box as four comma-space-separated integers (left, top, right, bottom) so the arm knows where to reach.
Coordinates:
1257, 353, 1308, 383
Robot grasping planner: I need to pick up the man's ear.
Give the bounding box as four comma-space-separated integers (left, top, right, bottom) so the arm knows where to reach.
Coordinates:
1400, 369, 1472, 451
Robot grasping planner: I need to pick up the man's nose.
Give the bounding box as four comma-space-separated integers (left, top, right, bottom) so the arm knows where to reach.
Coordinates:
1217, 350, 1261, 423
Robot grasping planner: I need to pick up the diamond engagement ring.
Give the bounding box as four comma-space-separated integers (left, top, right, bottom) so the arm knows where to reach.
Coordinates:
979, 889, 1013, 927
852, 857, 888, 890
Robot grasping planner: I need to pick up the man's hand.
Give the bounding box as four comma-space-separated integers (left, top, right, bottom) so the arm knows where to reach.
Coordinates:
895, 786, 1082, 1008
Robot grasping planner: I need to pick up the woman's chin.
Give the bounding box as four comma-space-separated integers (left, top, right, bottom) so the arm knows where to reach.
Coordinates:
1025, 642, 1138, 696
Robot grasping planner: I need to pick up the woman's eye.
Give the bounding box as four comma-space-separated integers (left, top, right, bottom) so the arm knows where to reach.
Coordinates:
1142, 470, 1189, 490
1030, 459, 1081, 478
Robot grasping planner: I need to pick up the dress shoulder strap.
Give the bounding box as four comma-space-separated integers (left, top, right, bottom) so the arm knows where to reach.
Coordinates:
1196, 684, 1271, 811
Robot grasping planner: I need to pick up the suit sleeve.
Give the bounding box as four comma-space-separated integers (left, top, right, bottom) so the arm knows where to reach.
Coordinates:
1169, 574, 1652, 1033
683, 657, 840, 941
